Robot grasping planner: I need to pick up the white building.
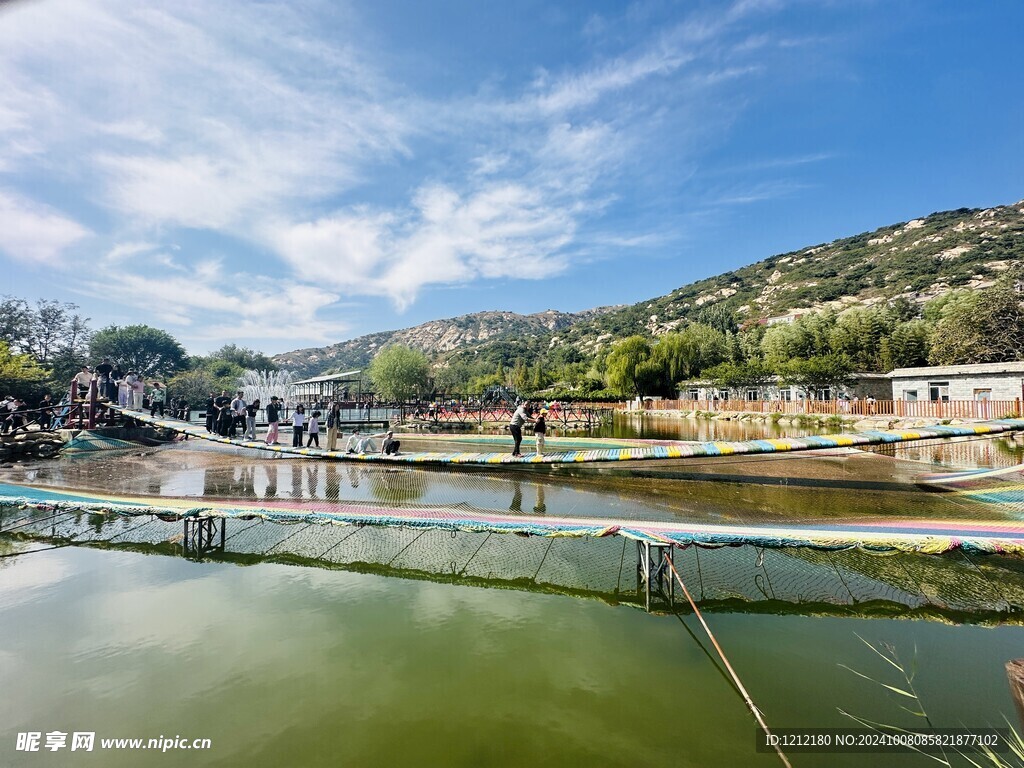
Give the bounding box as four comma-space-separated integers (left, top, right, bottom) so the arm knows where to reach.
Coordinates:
888, 361, 1024, 403
679, 373, 890, 402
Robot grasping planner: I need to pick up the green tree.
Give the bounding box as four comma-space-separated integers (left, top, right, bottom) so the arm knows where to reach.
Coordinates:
89, 325, 187, 377
703, 359, 775, 393
0, 341, 49, 400
606, 336, 661, 397
529, 359, 549, 392
929, 286, 1024, 365
737, 326, 765, 362
829, 307, 893, 371
166, 369, 218, 406
886, 320, 932, 369
207, 344, 278, 371
922, 290, 973, 325
762, 312, 835, 365
0, 297, 32, 352
367, 345, 430, 401
653, 324, 728, 390
779, 353, 854, 397
0, 297, 92, 379
433, 360, 473, 393
695, 304, 738, 334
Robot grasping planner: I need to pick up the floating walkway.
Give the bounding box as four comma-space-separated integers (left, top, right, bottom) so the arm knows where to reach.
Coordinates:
111, 406, 1024, 467
3, 481, 1024, 556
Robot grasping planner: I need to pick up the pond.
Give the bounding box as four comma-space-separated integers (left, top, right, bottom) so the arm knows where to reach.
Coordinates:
2, 421, 1023, 767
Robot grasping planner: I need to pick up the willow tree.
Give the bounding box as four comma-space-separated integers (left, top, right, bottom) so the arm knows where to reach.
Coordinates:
367, 345, 431, 402
606, 336, 660, 397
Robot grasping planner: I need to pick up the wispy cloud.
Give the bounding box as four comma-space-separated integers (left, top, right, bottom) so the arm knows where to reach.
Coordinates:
0, 0, 814, 346
0, 189, 91, 265
77, 251, 349, 345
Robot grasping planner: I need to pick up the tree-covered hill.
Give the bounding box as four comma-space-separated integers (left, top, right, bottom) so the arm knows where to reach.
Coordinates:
550, 201, 1024, 354
274, 200, 1024, 376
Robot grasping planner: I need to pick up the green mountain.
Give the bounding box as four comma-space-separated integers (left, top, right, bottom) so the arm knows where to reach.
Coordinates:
274, 200, 1024, 374
272, 308, 621, 377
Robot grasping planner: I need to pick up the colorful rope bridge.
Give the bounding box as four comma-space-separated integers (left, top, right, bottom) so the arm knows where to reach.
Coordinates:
111, 406, 1024, 467
3, 481, 1024, 556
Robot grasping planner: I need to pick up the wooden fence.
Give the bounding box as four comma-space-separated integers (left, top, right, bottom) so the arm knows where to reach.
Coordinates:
640, 398, 1022, 420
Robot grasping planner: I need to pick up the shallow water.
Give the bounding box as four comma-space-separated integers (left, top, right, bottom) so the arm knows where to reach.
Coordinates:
2, 418, 1024, 766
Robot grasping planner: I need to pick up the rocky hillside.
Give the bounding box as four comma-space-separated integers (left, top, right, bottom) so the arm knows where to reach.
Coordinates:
548, 200, 1024, 354
273, 308, 621, 376
276, 200, 1024, 374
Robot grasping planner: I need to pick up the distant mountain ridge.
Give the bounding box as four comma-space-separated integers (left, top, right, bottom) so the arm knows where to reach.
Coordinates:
272, 308, 622, 376
274, 200, 1024, 374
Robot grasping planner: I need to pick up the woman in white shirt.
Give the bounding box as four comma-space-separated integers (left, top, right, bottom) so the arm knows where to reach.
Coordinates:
291, 405, 306, 447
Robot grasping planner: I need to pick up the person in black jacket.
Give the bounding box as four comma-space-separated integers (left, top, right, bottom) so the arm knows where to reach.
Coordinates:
204, 393, 216, 432
265, 397, 282, 445
533, 409, 547, 457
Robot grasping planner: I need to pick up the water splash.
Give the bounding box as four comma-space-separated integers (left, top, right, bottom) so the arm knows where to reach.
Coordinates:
239, 369, 297, 406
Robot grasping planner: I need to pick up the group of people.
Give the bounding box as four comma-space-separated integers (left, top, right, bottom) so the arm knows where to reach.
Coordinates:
204, 391, 260, 440
508, 401, 548, 457
275, 400, 399, 454
72, 361, 177, 419
203, 395, 402, 456
1, 394, 56, 433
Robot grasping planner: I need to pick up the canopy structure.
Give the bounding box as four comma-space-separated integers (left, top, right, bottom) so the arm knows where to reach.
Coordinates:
111, 405, 1024, 467
289, 370, 365, 403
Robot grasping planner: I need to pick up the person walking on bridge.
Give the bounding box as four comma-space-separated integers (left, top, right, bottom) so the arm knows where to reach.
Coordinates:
291, 404, 306, 447
245, 398, 260, 441
508, 401, 533, 457
533, 409, 547, 458
149, 382, 166, 417
265, 396, 281, 444
326, 401, 341, 451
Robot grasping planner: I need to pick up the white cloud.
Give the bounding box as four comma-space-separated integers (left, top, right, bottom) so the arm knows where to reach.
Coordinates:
0, 0, 806, 340
0, 0, 412, 231
0, 189, 91, 266
268, 179, 577, 310
77, 252, 349, 345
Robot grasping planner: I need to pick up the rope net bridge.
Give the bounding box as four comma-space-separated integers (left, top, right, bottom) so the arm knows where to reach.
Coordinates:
4, 476, 1024, 623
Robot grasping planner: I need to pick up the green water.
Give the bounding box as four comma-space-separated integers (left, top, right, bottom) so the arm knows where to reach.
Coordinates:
3, 421, 1024, 766
2, 545, 1023, 768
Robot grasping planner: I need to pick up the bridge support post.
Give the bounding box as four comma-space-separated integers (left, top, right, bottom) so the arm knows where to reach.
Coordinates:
636, 540, 674, 611
183, 516, 225, 558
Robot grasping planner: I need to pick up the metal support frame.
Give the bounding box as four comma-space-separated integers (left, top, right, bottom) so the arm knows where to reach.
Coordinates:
636, 540, 675, 611
183, 517, 226, 558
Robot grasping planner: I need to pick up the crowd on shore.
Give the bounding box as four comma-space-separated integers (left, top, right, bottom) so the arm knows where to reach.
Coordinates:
3, 358, 551, 460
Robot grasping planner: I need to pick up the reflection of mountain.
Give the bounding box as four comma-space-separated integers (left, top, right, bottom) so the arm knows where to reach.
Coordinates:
6, 511, 1024, 625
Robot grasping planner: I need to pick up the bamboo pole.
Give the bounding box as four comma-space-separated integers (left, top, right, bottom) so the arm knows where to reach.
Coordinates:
665, 555, 791, 768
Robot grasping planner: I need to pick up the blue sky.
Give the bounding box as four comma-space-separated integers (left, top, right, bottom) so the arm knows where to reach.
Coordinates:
1, 0, 1022, 355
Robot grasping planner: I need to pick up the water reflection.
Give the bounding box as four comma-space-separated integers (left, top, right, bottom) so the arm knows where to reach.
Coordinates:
507, 482, 546, 515
369, 469, 427, 503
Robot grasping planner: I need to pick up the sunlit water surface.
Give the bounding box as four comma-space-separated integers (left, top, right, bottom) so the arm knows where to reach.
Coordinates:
1, 413, 1023, 766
